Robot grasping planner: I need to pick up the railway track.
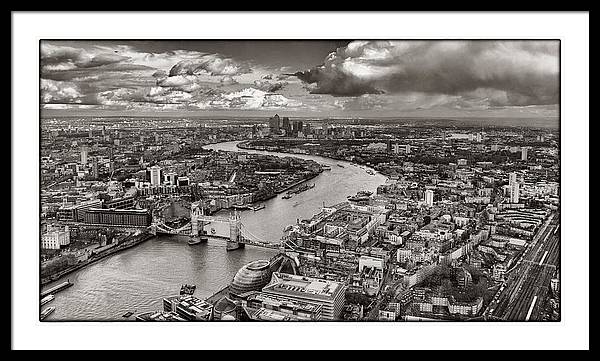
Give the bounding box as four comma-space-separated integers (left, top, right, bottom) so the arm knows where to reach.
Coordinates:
487, 212, 560, 320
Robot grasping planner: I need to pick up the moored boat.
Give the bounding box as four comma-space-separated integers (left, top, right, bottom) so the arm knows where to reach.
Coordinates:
40, 294, 54, 307
189, 229, 209, 245
180, 284, 196, 295
188, 238, 203, 245
40, 306, 55, 320
251, 204, 265, 211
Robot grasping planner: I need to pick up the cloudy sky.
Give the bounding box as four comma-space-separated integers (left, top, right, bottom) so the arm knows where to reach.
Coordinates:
40, 40, 559, 118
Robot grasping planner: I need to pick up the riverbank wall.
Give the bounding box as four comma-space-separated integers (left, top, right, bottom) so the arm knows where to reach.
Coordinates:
41, 232, 155, 287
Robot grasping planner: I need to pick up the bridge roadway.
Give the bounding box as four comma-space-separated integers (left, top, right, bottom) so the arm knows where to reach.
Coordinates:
486, 211, 560, 321
152, 217, 283, 250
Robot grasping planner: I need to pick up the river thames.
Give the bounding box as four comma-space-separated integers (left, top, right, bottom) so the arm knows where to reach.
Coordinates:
42, 141, 388, 320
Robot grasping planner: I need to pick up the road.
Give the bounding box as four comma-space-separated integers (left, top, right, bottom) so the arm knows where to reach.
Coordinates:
485, 211, 560, 321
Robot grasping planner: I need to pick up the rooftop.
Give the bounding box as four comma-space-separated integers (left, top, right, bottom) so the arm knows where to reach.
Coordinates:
263, 272, 342, 299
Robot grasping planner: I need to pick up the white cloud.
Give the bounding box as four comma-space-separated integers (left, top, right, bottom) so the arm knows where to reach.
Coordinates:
40, 79, 83, 103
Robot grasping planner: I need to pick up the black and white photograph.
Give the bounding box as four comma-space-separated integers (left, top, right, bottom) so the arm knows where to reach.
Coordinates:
12, 12, 589, 350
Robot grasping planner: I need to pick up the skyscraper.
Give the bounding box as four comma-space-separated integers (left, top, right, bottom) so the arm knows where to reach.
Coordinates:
92, 157, 99, 179
509, 172, 519, 203
303, 123, 311, 136
510, 182, 520, 203
521, 147, 528, 161
509, 172, 517, 187
424, 189, 434, 207
292, 120, 303, 136
150, 165, 162, 186
80, 145, 88, 165
269, 114, 280, 135
282, 117, 291, 135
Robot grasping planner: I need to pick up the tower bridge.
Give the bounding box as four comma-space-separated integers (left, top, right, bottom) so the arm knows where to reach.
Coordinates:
150, 201, 282, 251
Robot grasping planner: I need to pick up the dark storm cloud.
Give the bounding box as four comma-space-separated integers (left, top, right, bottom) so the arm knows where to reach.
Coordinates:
41, 43, 131, 70
293, 67, 383, 96
294, 40, 559, 106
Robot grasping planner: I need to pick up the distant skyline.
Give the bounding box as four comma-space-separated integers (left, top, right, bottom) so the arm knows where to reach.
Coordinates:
40, 40, 560, 119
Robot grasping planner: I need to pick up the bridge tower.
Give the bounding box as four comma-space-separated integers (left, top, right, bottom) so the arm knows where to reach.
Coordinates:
190, 201, 205, 237
226, 210, 244, 251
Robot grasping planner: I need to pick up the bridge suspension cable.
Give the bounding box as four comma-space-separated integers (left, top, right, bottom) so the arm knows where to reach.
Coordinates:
238, 223, 273, 244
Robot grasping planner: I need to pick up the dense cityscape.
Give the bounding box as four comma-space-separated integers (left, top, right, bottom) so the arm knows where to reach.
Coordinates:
10, 10, 591, 351
39, 114, 560, 322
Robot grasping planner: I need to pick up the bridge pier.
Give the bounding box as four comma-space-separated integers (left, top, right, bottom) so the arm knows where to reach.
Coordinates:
226, 211, 243, 251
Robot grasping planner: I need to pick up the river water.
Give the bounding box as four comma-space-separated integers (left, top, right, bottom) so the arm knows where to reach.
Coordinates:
43, 141, 387, 320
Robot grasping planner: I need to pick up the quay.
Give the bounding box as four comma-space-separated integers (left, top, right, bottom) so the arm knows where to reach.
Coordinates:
41, 232, 154, 286
41, 280, 73, 298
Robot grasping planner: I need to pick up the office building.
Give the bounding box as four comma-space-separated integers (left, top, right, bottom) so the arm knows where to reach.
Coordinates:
521, 147, 528, 161
41, 226, 70, 250
150, 165, 162, 186
163, 295, 213, 321
176, 176, 190, 187
80, 145, 88, 165
104, 195, 136, 210
508, 172, 520, 203
261, 272, 346, 320
242, 292, 323, 321
509, 172, 518, 187
164, 172, 178, 185
269, 114, 280, 134
510, 182, 520, 203
229, 259, 274, 296
83, 208, 152, 227
282, 117, 291, 135
56, 199, 103, 222
292, 120, 303, 136
92, 157, 99, 179
424, 189, 434, 207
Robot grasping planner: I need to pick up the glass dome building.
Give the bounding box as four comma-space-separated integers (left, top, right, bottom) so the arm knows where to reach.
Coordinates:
229, 259, 273, 296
